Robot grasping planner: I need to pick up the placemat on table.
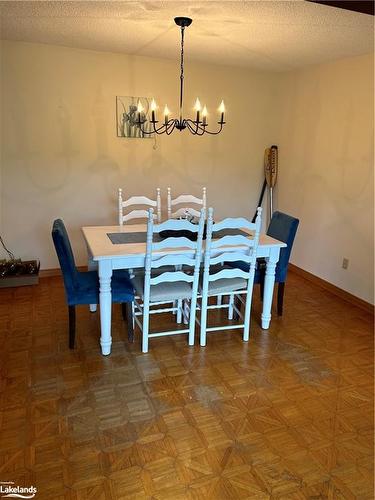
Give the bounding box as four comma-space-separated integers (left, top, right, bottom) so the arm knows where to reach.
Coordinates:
107, 232, 161, 244
107, 228, 250, 245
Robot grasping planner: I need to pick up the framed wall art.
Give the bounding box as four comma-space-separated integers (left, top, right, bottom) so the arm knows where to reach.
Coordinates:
116, 96, 153, 138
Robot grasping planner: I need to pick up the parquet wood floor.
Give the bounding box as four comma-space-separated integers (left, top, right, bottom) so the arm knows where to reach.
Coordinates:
0, 273, 373, 499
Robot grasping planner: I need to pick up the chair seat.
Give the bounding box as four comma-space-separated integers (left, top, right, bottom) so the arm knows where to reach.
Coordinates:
132, 274, 192, 302
68, 269, 134, 305
199, 276, 247, 296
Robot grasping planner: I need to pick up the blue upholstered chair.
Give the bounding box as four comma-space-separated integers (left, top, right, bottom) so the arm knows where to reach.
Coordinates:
230, 211, 299, 316
52, 219, 134, 348
259, 211, 299, 315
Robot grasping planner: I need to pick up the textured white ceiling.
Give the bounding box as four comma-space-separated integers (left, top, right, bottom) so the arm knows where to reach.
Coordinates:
0, 0, 373, 71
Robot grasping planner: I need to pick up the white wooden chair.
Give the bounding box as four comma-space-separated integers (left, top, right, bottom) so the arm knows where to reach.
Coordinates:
132, 208, 205, 353
167, 187, 206, 219
118, 188, 161, 224
199, 207, 262, 346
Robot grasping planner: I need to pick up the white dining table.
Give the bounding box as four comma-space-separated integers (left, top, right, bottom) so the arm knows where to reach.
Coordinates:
82, 224, 287, 355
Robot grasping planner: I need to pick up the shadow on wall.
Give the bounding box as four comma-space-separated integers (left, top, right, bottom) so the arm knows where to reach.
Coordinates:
89, 86, 119, 176
282, 75, 373, 244
6, 92, 78, 192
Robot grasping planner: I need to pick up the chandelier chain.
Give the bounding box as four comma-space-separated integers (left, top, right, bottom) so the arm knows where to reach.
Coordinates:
179, 26, 185, 123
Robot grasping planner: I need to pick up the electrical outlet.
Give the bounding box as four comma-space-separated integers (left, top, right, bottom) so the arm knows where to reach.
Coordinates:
342, 258, 349, 270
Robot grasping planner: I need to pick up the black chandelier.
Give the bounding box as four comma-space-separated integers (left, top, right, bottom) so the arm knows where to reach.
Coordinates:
135, 17, 226, 136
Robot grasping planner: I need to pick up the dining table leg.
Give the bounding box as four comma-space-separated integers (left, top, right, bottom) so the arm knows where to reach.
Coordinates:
86, 245, 98, 313
261, 247, 280, 329
98, 260, 113, 355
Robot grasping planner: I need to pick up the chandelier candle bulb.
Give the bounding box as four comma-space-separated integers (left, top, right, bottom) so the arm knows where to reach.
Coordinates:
194, 98, 201, 123
137, 101, 144, 113
202, 105, 208, 126
137, 101, 144, 123
151, 99, 157, 122
164, 105, 170, 125
219, 100, 225, 123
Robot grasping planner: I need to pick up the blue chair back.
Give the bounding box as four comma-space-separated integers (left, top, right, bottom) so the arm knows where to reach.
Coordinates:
52, 219, 79, 301
267, 211, 299, 282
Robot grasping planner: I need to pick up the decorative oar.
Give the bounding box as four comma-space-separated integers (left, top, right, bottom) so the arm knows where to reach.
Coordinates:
264, 145, 278, 224
252, 145, 278, 223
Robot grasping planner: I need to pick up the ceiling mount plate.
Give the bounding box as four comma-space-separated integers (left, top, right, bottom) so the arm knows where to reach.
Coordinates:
174, 17, 193, 28
306, 0, 374, 15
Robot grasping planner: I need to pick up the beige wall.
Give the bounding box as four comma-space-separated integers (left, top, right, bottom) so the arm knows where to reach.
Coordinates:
0, 41, 277, 267
274, 54, 374, 304
0, 41, 374, 303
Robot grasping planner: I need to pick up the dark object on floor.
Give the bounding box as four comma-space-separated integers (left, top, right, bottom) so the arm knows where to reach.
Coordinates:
0, 259, 40, 287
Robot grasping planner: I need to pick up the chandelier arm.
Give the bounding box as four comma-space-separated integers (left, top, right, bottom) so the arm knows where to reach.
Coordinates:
185, 120, 197, 134
134, 121, 155, 135
201, 122, 225, 135
152, 126, 167, 135
135, 118, 175, 135
187, 120, 224, 136
185, 119, 208, 135
186, 120, 204, 136
152, 122, 169, 134
152, 119, 174, 135
185, 122, 196, 135
166, 120, 177, 135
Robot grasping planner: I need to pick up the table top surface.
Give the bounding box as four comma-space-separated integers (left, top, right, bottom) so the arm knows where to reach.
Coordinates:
82, 224, 287, 260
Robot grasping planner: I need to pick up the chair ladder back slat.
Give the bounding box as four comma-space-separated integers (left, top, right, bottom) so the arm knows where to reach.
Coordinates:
213, 217, 256, 232
208, 268, 249, 282
122, 196, 157, 208
209, 251, 254, 266
151, 254, 196, 269
123, 209, 157, 223
167, 187, 207, 220
154, 218, 200, 234
171, 194, 203, 206
210, 234, 256, 249
150, 271, 194, 285
118, 187, 161, 225
152, 237, 198, 252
